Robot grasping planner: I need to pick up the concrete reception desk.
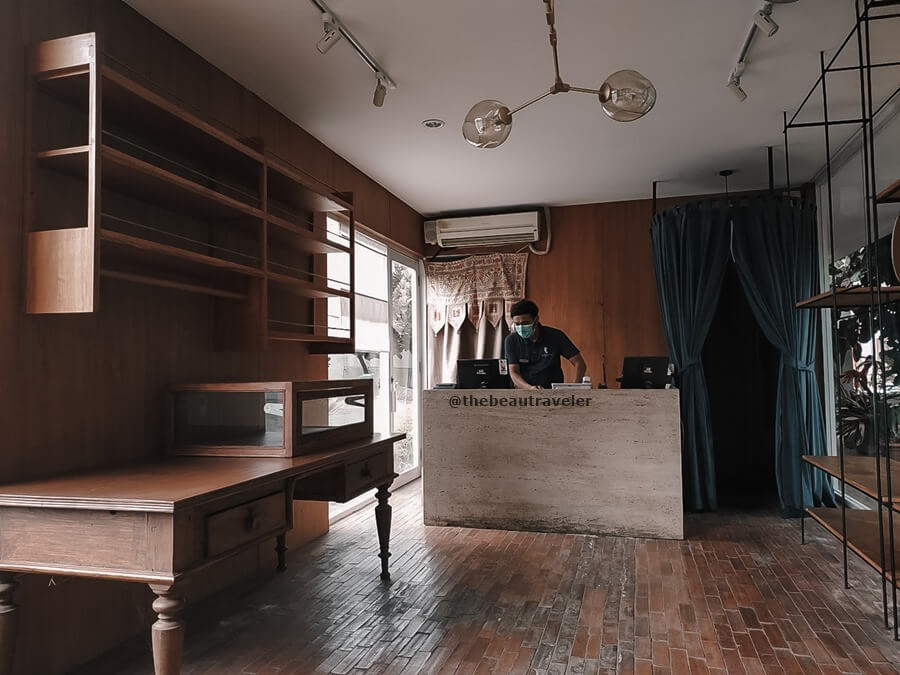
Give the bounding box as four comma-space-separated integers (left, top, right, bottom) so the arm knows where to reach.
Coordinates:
423, 389, 683, 539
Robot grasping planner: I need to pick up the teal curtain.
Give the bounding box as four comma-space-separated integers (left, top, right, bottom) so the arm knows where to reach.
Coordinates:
730, 196, 835, 514
651, 201, 731, 511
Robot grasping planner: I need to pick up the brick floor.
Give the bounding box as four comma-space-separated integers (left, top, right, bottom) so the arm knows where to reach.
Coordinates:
110, 482, 900, 674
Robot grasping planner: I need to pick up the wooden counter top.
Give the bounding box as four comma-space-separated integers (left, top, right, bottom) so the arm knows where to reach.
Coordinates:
0, 433, 403, 512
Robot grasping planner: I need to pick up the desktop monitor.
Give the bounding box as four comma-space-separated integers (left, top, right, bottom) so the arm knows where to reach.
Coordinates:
619, 356, 673, 389
456, 359, 511, 389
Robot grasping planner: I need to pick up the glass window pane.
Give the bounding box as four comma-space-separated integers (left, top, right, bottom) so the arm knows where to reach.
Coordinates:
390, 259, 419, 475
355, 295, 389, 352
355, 237, 388, 301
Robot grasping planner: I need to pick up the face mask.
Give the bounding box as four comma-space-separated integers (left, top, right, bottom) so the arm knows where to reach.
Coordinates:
515, 323, 534, 339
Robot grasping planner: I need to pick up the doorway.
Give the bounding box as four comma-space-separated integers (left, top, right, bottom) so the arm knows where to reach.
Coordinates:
328, 227, 423, 520
702, 263, 780, 509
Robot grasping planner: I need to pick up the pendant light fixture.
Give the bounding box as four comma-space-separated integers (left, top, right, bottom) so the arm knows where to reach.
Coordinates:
463, 0, 656, 148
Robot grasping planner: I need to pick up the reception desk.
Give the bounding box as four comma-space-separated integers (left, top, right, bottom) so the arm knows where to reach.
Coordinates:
423, 389, 683, 539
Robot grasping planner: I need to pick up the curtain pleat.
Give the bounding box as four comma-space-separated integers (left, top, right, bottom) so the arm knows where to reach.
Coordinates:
652, 201, 731, 511
730, 196, 835, 513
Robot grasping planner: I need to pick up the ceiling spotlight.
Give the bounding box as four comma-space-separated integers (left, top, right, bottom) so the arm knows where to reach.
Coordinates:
422, 119, 445, 129
753, 7, 779, 37
373, 75, 388, 107
461, 1, 656, 148
316, 12, 342, 54
727, 76, 748, 102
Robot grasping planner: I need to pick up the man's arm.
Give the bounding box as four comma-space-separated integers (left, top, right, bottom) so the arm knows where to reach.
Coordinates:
567, 353, 587, 383
509, 364, 540, 390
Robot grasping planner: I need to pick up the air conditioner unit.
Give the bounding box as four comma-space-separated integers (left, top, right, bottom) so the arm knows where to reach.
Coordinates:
423, 211, 540, 248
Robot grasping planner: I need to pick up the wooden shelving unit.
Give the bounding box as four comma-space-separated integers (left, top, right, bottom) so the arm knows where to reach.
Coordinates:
796, 286, 900, 308
25, 32, 355, 353
790, 1, 900, 637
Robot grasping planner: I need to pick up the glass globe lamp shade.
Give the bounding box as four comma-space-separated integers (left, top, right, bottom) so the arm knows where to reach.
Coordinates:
598, 70, 656, 122
462, 99, 512, 148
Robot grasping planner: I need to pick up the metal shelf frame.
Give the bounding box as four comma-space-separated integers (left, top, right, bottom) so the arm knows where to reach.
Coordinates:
789, 0, 900, 639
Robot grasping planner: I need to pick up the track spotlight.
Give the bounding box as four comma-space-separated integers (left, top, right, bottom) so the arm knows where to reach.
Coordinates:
373, 75, 388, 107
753, 8, 779, 37
727, 76, 747, 102
316, 12, 342, 54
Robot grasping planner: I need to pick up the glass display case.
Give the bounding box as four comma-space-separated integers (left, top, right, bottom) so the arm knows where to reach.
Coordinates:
168, 379, 373, 457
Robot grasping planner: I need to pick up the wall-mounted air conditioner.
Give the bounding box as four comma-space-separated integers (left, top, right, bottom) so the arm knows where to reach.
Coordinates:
423, 211, 540, 248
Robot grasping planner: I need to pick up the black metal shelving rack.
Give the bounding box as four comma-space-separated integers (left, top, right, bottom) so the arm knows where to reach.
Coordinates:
790, 0, 900, 638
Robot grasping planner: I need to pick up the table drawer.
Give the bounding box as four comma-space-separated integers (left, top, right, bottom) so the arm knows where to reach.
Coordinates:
205, 492, 287, 558
345, 450, 392, 499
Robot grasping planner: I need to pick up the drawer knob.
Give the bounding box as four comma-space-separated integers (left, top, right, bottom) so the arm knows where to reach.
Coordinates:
360, 462, 372, 479
245, 509, 261, 531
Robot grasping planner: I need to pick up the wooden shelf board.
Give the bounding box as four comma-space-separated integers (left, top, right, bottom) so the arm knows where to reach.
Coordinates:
266, 159, 352, 214
100, 229, 263, 279
806, 507, 900, 585
797, 286, 900, 308
36, 144, 263, 220
102, 146, 263, 220
37, 146, 90, 161
267, 271, 351, 300
266, 330, 352, 344
267, 215, 351, 255
877, 179, 900, 204
35, 145, 89, 177
34, 69, 89, 107
100, 269, 247, 300
803, 455, 900, 504
101, 66, 265, 165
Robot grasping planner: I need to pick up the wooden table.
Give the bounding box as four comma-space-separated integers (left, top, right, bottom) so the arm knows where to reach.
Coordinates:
0, 433, 403, 675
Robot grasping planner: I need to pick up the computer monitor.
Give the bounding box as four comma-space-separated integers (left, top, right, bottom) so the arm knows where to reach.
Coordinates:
456, 359, 511, 389
619, 356, 673, 389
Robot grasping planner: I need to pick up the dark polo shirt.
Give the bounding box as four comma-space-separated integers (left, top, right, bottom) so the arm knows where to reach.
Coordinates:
504, 325, 579, 388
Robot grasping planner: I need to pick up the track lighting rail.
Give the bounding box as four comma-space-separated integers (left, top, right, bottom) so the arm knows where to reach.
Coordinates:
307, 0, 397, 104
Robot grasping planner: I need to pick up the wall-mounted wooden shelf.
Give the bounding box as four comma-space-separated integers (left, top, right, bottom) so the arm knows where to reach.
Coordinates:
267, 214, 351, 255
267, 271, 351, 300
26, 32, 355, 353
806, 507, 900, 586
796, 286, 900, 308
877, 179, 900, 204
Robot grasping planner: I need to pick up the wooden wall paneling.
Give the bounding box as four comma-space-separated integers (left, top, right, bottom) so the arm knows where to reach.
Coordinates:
388, 195, 425, 256
361, 175, 390, 234
207, 64, 244, 139
526, 205, 604, 385
13, 576, 150, 675
599, 199, 668, 386
96, 0, 152, 80
523, 201, 668, 388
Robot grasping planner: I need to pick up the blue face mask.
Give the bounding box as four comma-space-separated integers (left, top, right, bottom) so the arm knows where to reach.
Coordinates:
515, 323, 535, 339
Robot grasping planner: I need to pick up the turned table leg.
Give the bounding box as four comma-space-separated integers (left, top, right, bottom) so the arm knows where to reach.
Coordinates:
275, 534, 287, 572
375, 482, 394, 581
0, 574, 18, 675
149, 584, 185, 675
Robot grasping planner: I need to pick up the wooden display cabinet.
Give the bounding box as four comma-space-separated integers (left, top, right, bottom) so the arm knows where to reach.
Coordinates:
167, 379, 374, 457
25, 32, 355, 353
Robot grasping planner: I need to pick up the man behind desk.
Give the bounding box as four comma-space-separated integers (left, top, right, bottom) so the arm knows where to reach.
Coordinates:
505, 300, 587, 389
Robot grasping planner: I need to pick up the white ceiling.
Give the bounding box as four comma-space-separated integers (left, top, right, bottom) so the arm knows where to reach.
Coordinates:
124, 0, 876, 216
